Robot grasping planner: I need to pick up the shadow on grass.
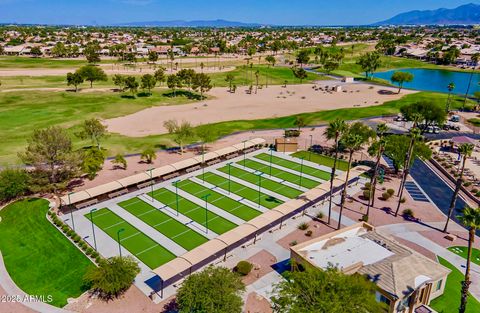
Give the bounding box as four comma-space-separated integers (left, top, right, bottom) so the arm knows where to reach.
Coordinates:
163, 90, 204, 100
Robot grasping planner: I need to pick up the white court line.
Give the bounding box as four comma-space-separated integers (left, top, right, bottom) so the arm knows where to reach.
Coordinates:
104, 220, 126, 230
120, 231, 142, 242
170, 229, 192, 240
136, 244, 160, 256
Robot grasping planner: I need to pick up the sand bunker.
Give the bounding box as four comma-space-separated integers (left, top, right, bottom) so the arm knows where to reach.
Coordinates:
105, 81, 415, 137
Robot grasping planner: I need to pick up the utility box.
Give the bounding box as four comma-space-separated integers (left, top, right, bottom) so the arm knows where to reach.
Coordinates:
275, 138, 298, 153
342, 77, 354, 83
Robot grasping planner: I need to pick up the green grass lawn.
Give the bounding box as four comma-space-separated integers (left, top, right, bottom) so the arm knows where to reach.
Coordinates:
217, 164, 308, 198
119, 197, 208, 251
0, 56, 92, 68
253, 153, 332, 180
0, 198, 92, 307
238, 158, 321, 190
200, 172, 283, 209
86, 208, 175, 269
467, 118, 480, 127
177, 179, 262, 221
430, 257, 480, 313
208, 65, 323, 87
292, 151, 350, 171
447, 246, 480, 266
149, 188, 237, 234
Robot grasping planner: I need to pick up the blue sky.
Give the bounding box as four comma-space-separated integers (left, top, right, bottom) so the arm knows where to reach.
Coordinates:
0, 0, 478, 25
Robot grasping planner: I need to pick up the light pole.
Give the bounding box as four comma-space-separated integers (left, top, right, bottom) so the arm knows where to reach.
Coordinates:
173, 180, 180, 215
256, 172, 263, 207
117, 228, 125, 257
89, 208, 98, 251
202, 148, 205, 183
243, 140, 247, 167
309, 134, 313, 161
227, 162, 232, 194
269, 148, 273, 176
299, 157, 304, 188
147, 168, 154, 201
68, 192, 75, 231
202, 194, 211, 233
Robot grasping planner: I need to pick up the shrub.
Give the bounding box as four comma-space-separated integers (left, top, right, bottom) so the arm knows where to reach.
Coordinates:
61, 224, 69, 232
298, 222, 309, 230
73, 235, 81, 243
0, 168, 30, 201
362, 190, 371, 200
463, 182, 472, 187
402, 209, 415, 219
86, 247, 94, 255
316, 212, 324, 220
305, 230, 313, 237
236, 261, 253, 276
364, 182, 371, 190
91, 251, 99, 259
386, 189, 395, 196
289, 240, 298, 246
400, 197, 406, 203
360, 214, 368, 222
382, 192, 391, 200
472, 188, 478, 194
476, 191, 480, 197
67, 229, 75, 237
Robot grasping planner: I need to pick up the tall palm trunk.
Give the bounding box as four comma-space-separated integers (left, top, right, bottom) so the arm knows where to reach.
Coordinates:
338, 150, 354, 230
328, 133, 340, 224
366, 146, 383, 218
446, 90, 452, 112
444, 156, 467, 232
395, 135, 416, 217
463, 69, 475, 110
459, 228, 475, 313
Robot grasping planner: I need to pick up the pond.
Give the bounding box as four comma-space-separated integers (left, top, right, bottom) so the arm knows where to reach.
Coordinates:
372, 68, 480, 96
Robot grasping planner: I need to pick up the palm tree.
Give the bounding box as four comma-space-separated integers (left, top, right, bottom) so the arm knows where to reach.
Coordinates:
394, 128, 422, 217
366, 123, 389, 219
457, 206, 480, 313
446, 82, 455, 112
337, 132, 366, 229
324, 118, 347, 225
444, 143, 474, 233
464, 53, 480, 109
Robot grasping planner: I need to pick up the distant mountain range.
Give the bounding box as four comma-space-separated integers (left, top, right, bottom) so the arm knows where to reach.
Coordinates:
374, 3, 480, 25
117, 19, 262, 27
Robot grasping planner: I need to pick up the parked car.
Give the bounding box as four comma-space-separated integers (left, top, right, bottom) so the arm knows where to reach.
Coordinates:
450, 115, 460, 122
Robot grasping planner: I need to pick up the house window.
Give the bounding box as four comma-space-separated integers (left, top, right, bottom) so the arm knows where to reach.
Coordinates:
435, 280, 443, 291
375, 291, 391, 306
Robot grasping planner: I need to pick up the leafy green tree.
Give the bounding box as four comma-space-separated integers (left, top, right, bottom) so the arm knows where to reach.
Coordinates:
76, 65, 107, 88
294, 116, 307, 130
444, 143, 474, 233
111, 154, 127, 170
82, 147, 105, 180
296, 49, 310, 68
400, 101, 446, 133
66, 72, 84, 92
163, 119, 195, 154
30, 46, 42, 57
356, 52, 381, 79
83, 256, 140, 299
148, 50, 158, 63
324, 118, 347, 224
75, 118, 108, 149
112, 74, 126, 91
19, 126, 82, 197
265, 55, 276, 67
457, 206, 480, 313
140, 74, 156, 95
383, 134, 431, 174
225, 73, 235, 92
271, 266, 386, 313
192, 73, 212, 99
83, 42, 101, 64
124, 76, 139, 96
176, 266, 245, 313
140, 148, 156, 164
51, 42, 67, 57
154, 67, 166, 85
390, 71, 414, 93
196, 125, 217, 155
292, 67, 308, 83
167, 74, 181, 97
0, 168, 30, 201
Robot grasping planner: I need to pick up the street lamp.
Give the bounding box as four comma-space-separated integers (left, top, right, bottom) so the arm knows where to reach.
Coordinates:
269, 148, 274, 176
147, 168, 154, 201
117, 228, 125, 257
172, 180, 180, 215
243, 140, 247, 167
227, 162, 233, 194
299, 157, 304, 188
89, 208, 98, 251
202, 148, 205, 183
309, 134, 313, 161
68, 192, 75, 231
201, 194, 211, 233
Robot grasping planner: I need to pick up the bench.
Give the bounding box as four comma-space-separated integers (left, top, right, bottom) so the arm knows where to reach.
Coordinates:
76, 198, 98, 209
108, 188, 129, 199
445, 234, 457, 242
244, 148, 255, 153
137, 180, 155, 189
207, 159, 221, 166
163, 172, 180, 180
225, 153, 239, 159
186, 165, 201, 173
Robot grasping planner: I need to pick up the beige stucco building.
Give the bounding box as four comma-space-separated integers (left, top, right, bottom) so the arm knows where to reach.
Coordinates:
290, 223, 450, 313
